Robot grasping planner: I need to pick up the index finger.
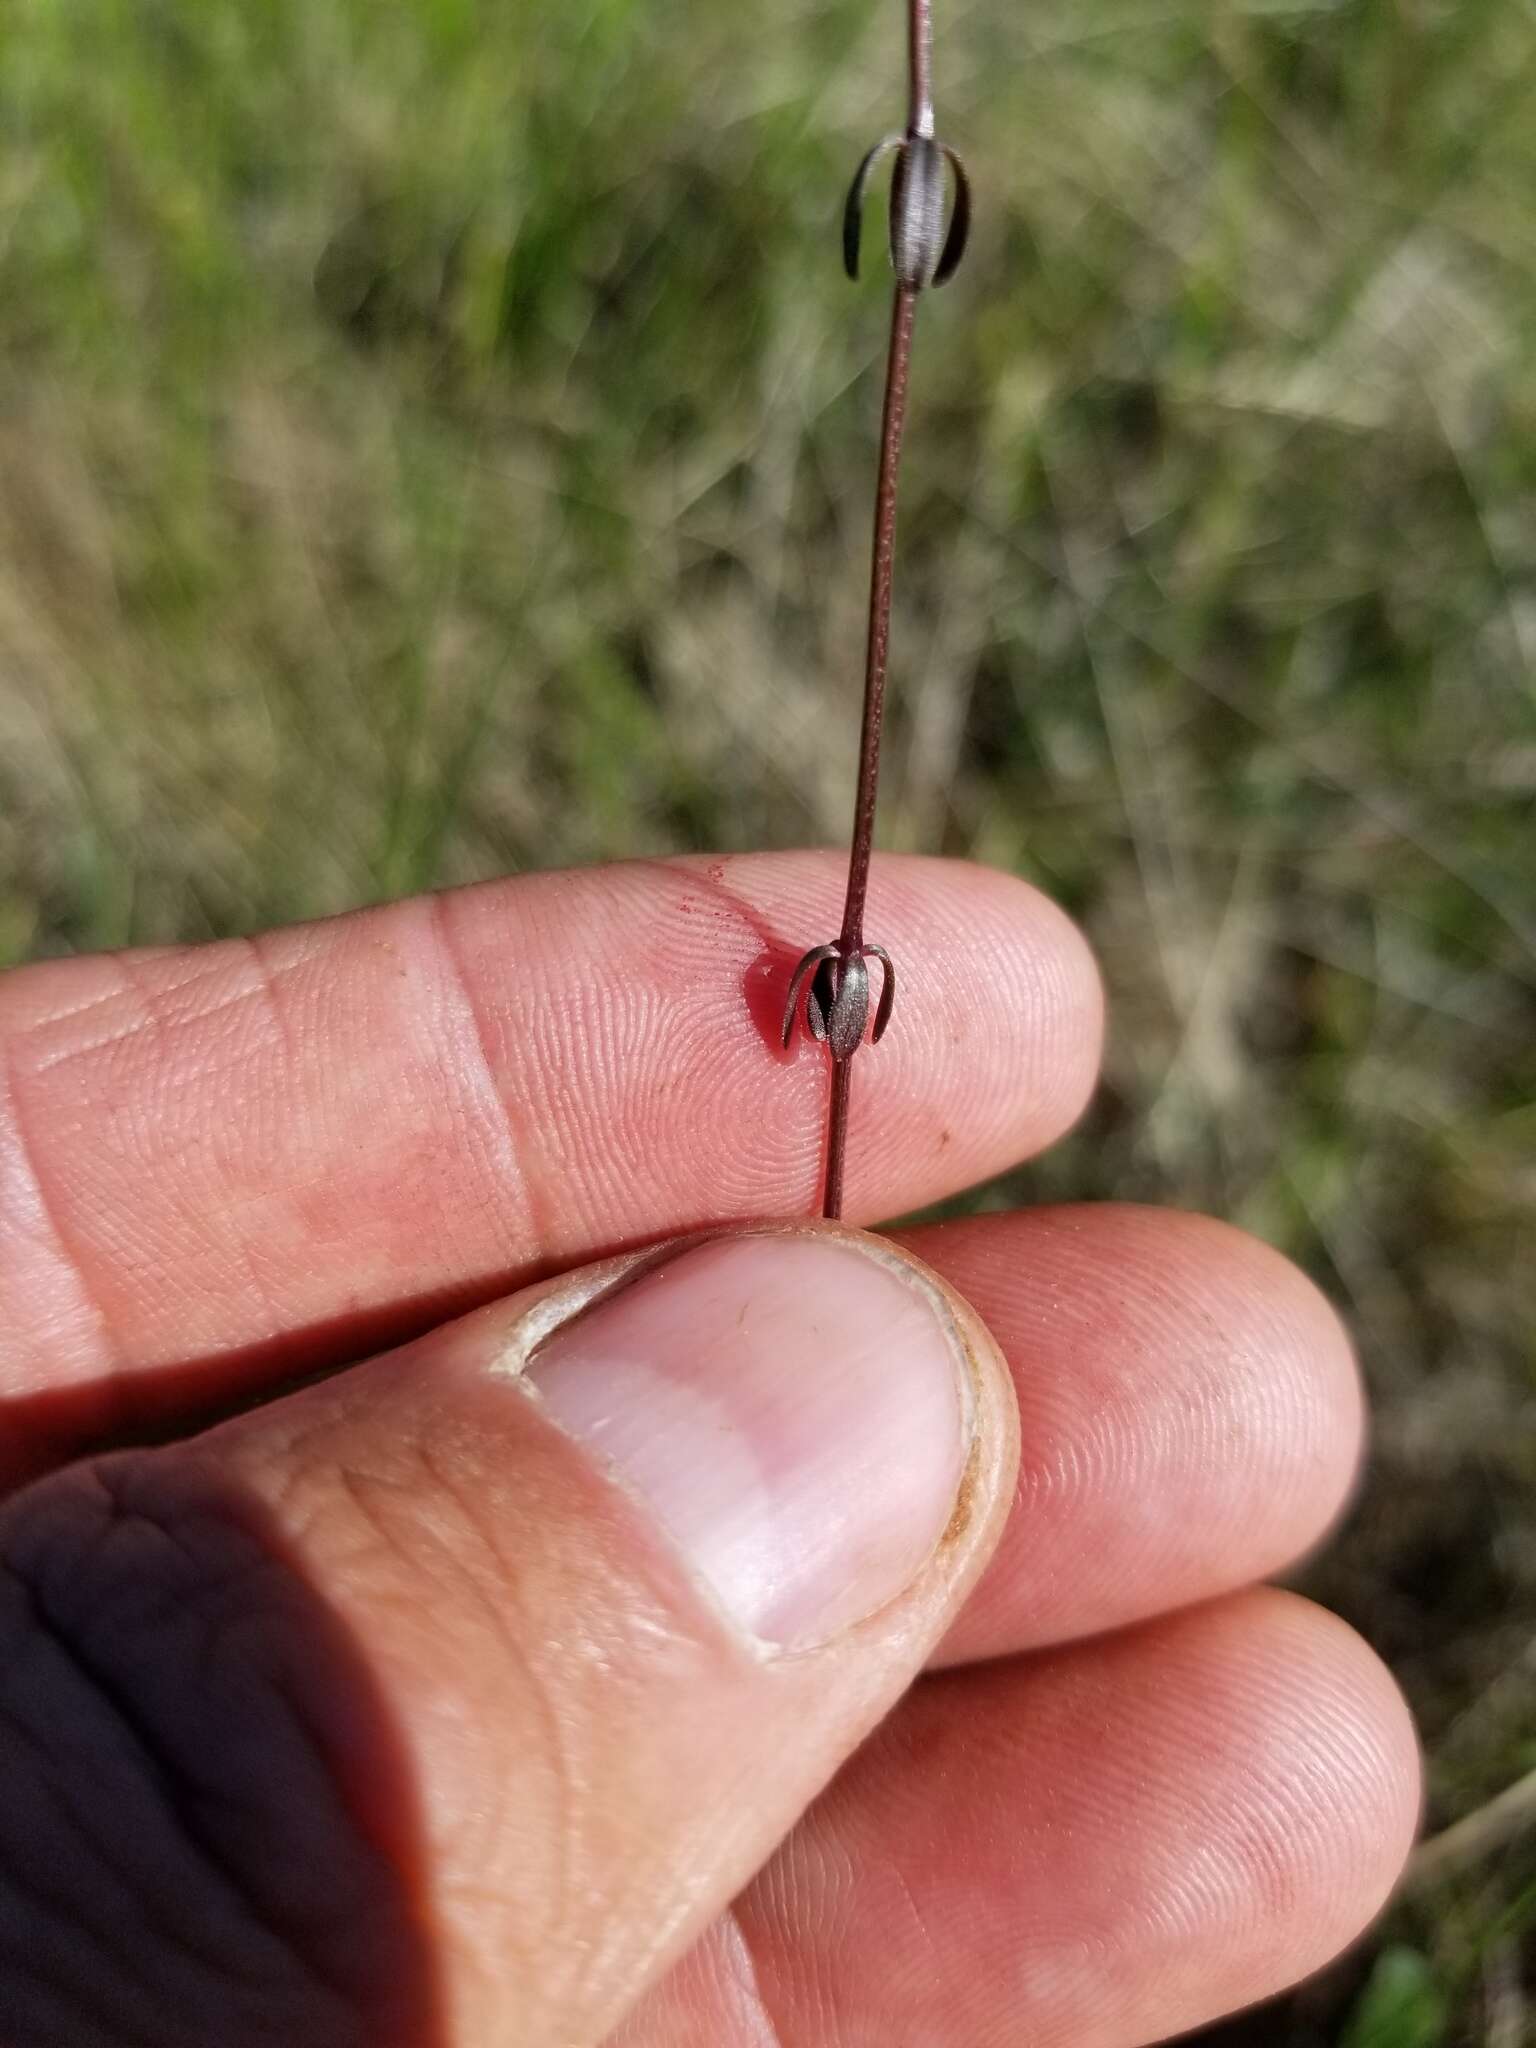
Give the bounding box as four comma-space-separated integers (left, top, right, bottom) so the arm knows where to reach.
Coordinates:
0, 852, 1099, 1431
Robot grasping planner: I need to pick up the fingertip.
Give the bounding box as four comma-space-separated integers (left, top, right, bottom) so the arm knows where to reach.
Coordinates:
1087, 1590, 1423, 2021
906, 1205, 1368, 1658
717, 1585, 1422, 2048
1144, 1208, 1367, 1535
1246, 1589, 1424, 1927
502, 1222, 1019, 1653
902, 857, 1105, 1155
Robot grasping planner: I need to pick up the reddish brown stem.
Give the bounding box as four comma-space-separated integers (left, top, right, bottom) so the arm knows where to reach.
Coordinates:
822, 1057, 854, 1219
837, 281, 917, 958
909, 0, 934, 135
822, 280, 918, 1220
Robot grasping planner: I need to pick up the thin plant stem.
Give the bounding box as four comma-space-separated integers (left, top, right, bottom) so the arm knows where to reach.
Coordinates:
823, 282, 918, 1218
908, 0, 934, 135
838, 282, 917, 956
780, 0, 969, 1223
823, 1058, 854, 1218
823, 286, 921, 1212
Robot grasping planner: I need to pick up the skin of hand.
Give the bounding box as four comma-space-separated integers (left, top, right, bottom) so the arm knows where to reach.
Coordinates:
0, 851, 1420, 2048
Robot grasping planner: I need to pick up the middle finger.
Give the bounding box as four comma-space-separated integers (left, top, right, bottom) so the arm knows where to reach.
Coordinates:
901, 1203, 1362, 1665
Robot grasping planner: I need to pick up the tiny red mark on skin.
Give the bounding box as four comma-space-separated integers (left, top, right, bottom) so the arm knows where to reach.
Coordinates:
743, 950, 802, 1061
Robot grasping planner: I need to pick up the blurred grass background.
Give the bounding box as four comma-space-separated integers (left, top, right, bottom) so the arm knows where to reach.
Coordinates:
2, 0, 1534, 2035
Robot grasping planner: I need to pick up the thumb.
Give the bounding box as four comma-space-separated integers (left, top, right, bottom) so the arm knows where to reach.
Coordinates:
0, 1222, 1017, 2048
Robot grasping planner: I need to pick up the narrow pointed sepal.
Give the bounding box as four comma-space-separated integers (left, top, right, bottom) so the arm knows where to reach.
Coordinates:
781, 944, 839, 1047
865, 945, 897, 1041
842, 134, 904, 280
933, 147, 972, 285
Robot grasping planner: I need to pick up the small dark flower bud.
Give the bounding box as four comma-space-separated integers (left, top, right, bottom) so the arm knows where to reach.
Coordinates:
782, 941, 898, 1063
842, 133, 972, 290
809, 951, 871, 1061
890, 136, 948, 287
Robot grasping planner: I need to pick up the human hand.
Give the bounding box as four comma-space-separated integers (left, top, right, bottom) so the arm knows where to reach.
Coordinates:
0, 852, 1418, 2045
